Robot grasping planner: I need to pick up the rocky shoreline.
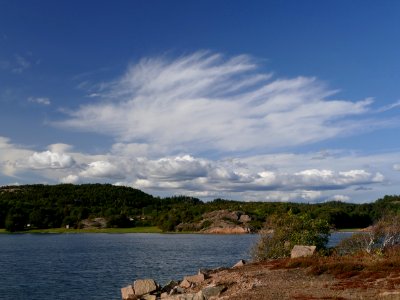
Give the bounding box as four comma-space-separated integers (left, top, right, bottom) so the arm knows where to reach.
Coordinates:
121, 243, 400, 300
121, 260, 246, 300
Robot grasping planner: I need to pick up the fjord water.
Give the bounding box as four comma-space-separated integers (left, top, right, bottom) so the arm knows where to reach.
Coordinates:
0, 232, 351, 300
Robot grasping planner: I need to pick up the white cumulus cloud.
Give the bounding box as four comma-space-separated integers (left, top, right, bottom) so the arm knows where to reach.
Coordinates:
142, 155, 210, 181
0, 134, 398, 203
329, 195, 351, 202
60, 174, 80, 184
80, 161, 125, 179
293, 169, 383, 189
28, 151, 75, 169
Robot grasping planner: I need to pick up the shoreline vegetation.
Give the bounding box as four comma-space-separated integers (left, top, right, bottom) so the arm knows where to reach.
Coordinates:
0, 226, 162, 234
1, 184, 399, 234
0, 227, 363, 235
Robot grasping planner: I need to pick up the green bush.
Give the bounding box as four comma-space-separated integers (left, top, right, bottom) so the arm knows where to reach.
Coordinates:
201, 220, 212, 229
251, 211, 330, 260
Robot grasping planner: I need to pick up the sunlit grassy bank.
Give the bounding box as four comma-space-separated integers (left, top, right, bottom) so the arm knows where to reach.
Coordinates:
275, 247, 400, 281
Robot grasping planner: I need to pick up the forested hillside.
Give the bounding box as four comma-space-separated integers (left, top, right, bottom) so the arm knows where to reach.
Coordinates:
1, 184, 399, 232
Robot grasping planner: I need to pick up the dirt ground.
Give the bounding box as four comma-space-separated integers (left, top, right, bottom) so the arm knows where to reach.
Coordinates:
186, 260, 400, 300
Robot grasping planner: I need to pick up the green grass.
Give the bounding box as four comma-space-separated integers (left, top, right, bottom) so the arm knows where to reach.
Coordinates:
5, 226, 162, 234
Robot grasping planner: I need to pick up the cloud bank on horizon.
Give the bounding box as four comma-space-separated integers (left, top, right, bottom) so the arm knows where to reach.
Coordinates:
1, 52, 400, 203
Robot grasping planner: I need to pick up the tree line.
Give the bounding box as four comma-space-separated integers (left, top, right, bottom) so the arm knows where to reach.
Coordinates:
0, 184, 399, 232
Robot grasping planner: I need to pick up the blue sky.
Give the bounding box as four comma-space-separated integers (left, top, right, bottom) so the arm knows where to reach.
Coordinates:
1, 0, 400, 203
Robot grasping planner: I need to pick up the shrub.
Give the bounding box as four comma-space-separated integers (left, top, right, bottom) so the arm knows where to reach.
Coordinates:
251, 211, 330, 260
335, 233, 374, 256
336, 214, 400, 256
201, 219, 212, 229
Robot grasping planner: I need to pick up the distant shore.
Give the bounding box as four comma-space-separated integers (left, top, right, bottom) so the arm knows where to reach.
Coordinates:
0, 227, 366, 235
0, 226, 162, 234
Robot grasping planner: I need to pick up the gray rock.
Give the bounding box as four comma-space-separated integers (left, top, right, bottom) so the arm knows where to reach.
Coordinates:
290, 245, 316, 258
179, 279, 191, 289
198, 269, 211, 277
141, 294, 157, 300
184, 273, 205, 284
232, 259, 246, 268
239, 214, 251, 223
172, 286, 185, 294
121, 285, 137, 300
201, 285, 226, 299
179, 291, 204, 300
133, 279, 158, 296
176, 286, 185, 294
194, 291, 205, 300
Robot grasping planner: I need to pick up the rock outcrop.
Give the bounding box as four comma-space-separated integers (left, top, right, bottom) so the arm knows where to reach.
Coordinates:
121, 285, 136, 300
121, 267, 228, 300
175, 210, 253, 234
79, 217, 107, 229
290, 245, 316, 258
134, 279, 158, 296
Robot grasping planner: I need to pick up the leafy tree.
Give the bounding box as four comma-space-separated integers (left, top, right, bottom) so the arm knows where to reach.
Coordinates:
62, 215, 78, 228
5, 210, 27, 232
252, 211, 330, 260
107, 214, 134, 228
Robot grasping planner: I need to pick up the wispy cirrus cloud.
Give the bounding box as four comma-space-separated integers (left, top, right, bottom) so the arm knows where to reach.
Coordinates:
28, 97, 51, 105
377, 100, 400, 112
12, 54, 31, 73
0, 53, 39, 74
56, 51, 376, 156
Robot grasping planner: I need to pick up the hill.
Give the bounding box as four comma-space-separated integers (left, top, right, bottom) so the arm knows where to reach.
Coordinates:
1, 184, 399, 232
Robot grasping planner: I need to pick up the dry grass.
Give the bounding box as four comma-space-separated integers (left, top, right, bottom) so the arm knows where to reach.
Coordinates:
292, 295, 346, 300
269, 247, 400, 281
193, 248, 400, 299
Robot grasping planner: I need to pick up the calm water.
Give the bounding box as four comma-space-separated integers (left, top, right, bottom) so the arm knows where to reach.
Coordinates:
0, 232, 352, 300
